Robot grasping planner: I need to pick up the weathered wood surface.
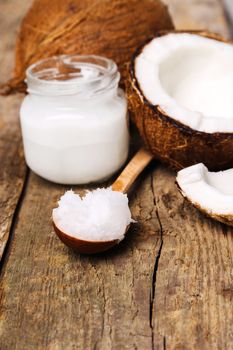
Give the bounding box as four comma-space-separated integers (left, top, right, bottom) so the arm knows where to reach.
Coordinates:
0, 1, 233, 350
0, 0, 32, 261
163, 0, 230, 36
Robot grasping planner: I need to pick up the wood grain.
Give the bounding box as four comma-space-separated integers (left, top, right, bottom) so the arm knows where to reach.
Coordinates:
112, 148, 153, 193
163, 0, 230, 37
0, 1, 233, 350
151, 166, 233, 349
0, 95, 27, 260
0, 169, 162, 349
0, 0, 32, 261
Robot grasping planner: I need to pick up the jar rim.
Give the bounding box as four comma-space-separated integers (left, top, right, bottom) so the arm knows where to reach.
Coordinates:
26, 54, 120, 97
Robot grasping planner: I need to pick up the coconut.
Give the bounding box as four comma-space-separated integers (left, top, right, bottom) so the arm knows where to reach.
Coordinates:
176, 163, 233, 226
128, 31, 233, 171
0, 0, 173, 95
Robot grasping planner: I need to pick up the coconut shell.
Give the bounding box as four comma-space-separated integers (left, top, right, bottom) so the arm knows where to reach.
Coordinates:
0, 0, 174, 95
127, 30, 233, 171
176, 182, 233, 227
188, 201, 233, 227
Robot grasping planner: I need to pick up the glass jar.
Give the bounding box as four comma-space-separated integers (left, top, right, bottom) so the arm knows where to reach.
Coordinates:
20, 55, 129, 184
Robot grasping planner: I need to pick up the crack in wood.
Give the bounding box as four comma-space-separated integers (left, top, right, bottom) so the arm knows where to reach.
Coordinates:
163, 336, 167, 350
149, 173, 164, 350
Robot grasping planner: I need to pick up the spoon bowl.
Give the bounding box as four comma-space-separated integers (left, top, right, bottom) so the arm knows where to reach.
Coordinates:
53, 148, 153, 254
53, 221, 119, 254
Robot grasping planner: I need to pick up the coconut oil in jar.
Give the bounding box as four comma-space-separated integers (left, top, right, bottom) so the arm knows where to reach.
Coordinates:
20, 55, 129, 184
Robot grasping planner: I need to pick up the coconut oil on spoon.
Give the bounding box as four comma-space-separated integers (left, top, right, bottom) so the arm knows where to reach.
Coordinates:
52, 148, 153, 254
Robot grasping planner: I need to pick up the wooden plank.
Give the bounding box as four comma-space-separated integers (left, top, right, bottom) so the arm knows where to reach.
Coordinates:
151, 166, 233, 349
224, 0, 233, 32
163, 0, 230, 37
0, 95, 27, 260
151, 2, 233, 348
0, 0, 32, 260
0, 169, 162, 349
0, 0, 32, 82
0, 1, 233, 350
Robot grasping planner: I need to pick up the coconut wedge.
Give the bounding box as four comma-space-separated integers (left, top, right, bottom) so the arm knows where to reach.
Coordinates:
128, 31, 233, 170
176, 163, 233, 226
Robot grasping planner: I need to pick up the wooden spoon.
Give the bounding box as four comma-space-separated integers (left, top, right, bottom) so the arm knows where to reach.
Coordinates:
53, 148, 153, 254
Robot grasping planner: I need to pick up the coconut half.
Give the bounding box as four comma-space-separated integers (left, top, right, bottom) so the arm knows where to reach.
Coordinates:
176, 163, 233, 226
128, 31, 233, 170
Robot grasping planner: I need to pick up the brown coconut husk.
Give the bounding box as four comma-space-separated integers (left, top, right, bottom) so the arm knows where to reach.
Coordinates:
0, 0, 174, 95
176, 182, 233, 227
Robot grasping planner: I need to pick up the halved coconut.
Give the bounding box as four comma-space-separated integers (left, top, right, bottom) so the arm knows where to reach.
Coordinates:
128, 31, 233, 170
176, 163, 233, 226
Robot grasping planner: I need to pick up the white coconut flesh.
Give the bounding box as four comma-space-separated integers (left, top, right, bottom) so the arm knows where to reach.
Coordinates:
135, 33, 233, 133
177, 163, 233, 216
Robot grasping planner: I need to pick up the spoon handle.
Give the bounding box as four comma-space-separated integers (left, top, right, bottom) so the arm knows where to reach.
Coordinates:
112, 148, 153, 193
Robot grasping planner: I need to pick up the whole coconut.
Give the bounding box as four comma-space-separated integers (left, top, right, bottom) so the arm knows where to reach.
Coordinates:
0, 0, 173, 95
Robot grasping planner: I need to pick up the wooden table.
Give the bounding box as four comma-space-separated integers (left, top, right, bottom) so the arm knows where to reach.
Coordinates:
0, 1, 232, 349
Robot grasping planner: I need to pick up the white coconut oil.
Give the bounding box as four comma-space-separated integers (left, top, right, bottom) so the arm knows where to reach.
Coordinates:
53, 188, 134, 242
20, 55, 129, 184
